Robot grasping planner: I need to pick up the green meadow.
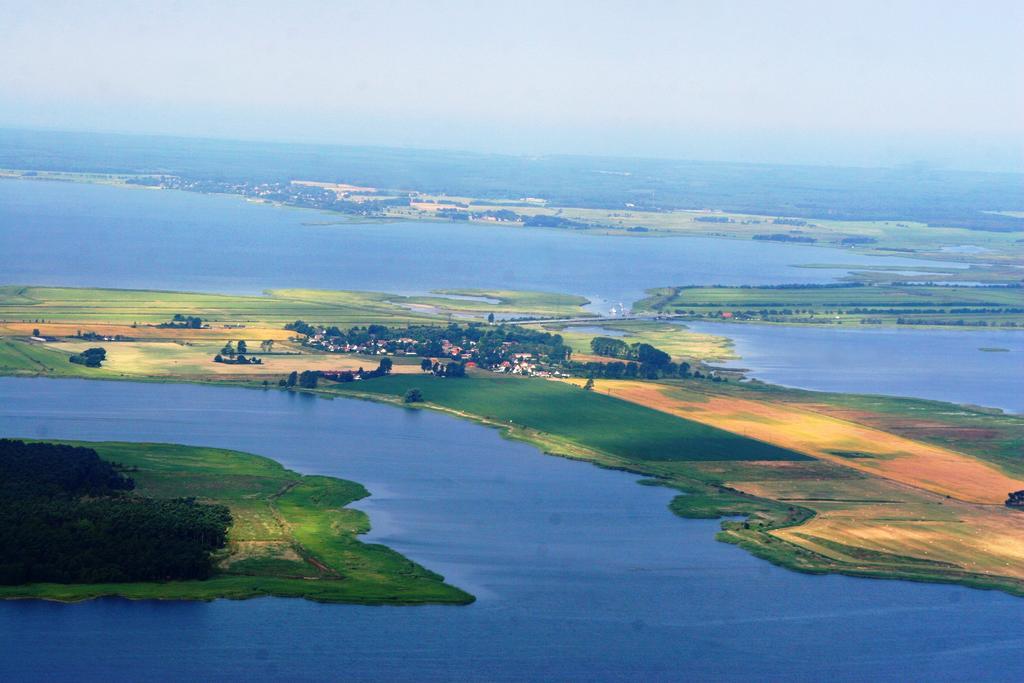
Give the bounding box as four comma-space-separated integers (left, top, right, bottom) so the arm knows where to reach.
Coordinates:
325, 373, 805, 463
636, 283, 1024, 327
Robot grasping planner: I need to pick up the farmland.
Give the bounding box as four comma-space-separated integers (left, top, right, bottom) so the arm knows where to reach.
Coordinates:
2, 282, 1024, 597
0, 441, 472, 605
0, 286, 593, 383
557, 377, 1024, 593
636, 283, 1024, 328
0, 285, 590, 327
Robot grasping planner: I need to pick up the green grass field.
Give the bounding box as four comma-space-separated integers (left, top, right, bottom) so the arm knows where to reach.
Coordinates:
0, 441, 472, 605
0, 338, 111, 378
402, 288, 591, 318
636, 283, 1024, 327
326, 374, 806, 463
0, 285, 589, 327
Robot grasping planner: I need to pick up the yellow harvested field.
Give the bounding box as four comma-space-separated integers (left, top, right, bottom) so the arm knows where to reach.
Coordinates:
555, 321, 735, 363
733, 470, 1024, 581
571, 379, 1024, 504
50, 341, 423, 377
0, 322, 295, 341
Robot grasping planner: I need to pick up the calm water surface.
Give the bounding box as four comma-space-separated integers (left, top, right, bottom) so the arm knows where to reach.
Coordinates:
0, 378, 1021, 681
0, 179, 947, 308
685, 322, 1024, 413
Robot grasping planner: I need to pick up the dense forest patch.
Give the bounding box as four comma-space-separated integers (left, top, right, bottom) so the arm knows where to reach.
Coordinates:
0, 439, 231, 584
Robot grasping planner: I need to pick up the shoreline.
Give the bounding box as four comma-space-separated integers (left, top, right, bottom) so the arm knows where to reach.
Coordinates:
2, 370, 1023, 599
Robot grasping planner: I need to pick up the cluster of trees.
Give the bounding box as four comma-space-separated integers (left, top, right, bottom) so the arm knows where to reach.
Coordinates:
158, 314, 204, 329
318, 358, 396, 385
590, 337, 671, 367
419, 358, 467, 377
753, 233, 816, 243
280, 370, 322, 389
69, 347, 106, 367
522, 215, 589, 229
0, 440, 231, 585
75, 331, 132, 342
213, 354, 262, 365
580, 337, 719, 380
213, 340, 273, 364
285, 320, 318, 336
569, 359, 703, 381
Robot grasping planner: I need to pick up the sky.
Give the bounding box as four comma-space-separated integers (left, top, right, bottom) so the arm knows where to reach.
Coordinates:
1, 0, 1022, 171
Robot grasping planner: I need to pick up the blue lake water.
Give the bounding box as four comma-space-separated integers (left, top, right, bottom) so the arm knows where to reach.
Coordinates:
0, 179, 948, 310
683, 322, 1024, 413
1, 378, 1022, 681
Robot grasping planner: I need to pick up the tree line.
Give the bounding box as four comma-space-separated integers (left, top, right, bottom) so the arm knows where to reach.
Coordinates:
0, 440, 231, 585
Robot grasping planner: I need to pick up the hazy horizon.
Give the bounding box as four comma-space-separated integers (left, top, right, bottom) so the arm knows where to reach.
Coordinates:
2, 1, 1022, 172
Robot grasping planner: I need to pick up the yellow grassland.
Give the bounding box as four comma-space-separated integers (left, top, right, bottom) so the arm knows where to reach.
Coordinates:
722, 464, 1024, 581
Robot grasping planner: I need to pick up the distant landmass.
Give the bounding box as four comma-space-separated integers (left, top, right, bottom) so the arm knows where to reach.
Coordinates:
1, 128, 1022, 231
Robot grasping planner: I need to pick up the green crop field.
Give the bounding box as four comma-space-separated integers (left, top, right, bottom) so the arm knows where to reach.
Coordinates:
0, 338, 109, 378
0, 441, 472, 605
0, 285, 589, 327
636, 283, 1024, 328
326, 373, 806, 463
641, 284, 1024, 308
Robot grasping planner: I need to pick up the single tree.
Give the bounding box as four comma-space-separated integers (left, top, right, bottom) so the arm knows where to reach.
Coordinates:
403, 388, 424, 403
583, 378, 595, 391
237, 340, 247, 354
420, 358, 432, 372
